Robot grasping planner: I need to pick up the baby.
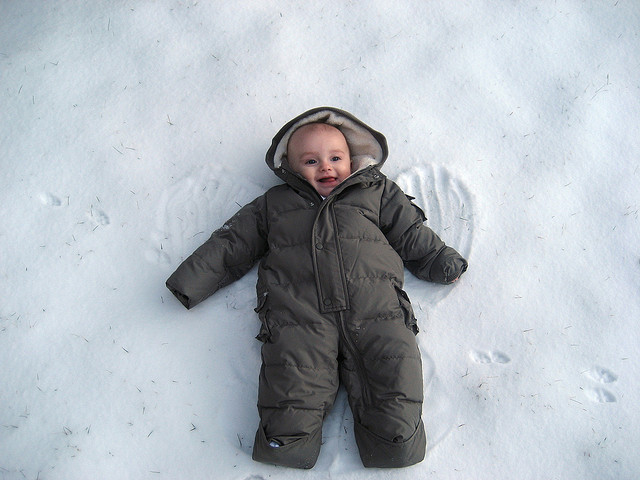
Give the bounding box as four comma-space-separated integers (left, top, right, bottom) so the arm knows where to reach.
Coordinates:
166, 107, 468, 469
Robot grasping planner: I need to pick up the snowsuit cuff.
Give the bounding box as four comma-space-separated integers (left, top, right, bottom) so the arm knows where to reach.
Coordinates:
429, 246, 468, 284
354, 420, 426, 468
252, 423, 322, 469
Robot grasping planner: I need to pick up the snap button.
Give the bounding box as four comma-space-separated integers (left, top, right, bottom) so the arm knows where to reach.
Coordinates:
323, 298, 332, 306
316, 243, 323, 250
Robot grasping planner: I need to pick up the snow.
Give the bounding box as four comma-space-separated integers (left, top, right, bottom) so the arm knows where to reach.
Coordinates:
1, 1, 639, 479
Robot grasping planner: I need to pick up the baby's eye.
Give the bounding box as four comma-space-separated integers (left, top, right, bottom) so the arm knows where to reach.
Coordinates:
331, 156, 341, 162
305, 159, 317, 165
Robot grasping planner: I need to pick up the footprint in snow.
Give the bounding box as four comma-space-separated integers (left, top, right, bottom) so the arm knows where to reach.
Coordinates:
470, 350, 511, 364
39, 192, 62, 206
87, 206, 110, 226
395, 164, 474, 306
582, 366, 617, 403
583, 366, 618, 384
584, 387, 616, 403
489, 351, 511, 364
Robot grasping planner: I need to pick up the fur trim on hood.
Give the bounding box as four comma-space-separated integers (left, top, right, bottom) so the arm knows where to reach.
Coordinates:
265, 107, 388, 174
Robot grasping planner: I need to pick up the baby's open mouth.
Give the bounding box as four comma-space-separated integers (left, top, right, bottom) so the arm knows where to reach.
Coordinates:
318, 176, 337, 183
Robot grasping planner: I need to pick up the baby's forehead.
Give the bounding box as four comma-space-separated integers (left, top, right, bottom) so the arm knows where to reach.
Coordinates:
290, 123, 345, 142
287, 123, 348, 155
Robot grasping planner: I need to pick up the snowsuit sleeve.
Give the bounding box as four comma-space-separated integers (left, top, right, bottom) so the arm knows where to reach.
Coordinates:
379, 178, 468, 284
166, 194, 269, 309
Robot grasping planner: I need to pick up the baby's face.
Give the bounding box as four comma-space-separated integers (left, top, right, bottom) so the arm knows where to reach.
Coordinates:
287, 124, 352, 197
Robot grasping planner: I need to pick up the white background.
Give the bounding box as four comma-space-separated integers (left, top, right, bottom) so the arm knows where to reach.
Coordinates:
1, 1, 639, 479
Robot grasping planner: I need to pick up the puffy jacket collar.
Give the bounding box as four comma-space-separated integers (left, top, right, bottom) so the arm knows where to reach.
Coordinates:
275, 164, 385, 202
265, 107, 389, 190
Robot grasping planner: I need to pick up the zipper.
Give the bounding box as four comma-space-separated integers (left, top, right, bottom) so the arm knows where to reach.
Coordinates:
337, 311, 372, 407
312, 198, 350, 312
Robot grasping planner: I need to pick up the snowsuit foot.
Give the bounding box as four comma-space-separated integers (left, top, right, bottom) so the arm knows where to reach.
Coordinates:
252, 422, 322, 469
354, 420, 426, 468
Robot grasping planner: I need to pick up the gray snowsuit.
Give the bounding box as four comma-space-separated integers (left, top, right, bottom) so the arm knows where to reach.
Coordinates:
166, 107, 468, 469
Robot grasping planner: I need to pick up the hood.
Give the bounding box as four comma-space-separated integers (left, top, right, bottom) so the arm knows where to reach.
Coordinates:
265, 107, 388, 175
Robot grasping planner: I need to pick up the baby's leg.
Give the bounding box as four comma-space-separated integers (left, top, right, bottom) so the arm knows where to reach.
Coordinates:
340, 312, 426, 468
252, 317, 340, 469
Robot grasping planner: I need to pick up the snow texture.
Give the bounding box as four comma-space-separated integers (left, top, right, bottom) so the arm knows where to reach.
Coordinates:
1, 1, 639, 479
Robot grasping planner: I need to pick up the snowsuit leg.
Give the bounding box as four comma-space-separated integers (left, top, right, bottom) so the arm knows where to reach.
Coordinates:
252, 313, 340, 469
339, 309, 426, 468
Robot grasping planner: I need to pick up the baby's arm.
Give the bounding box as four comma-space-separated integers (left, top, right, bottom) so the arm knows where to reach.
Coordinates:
166, 194, 268, 309
379, 178, 467, 284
